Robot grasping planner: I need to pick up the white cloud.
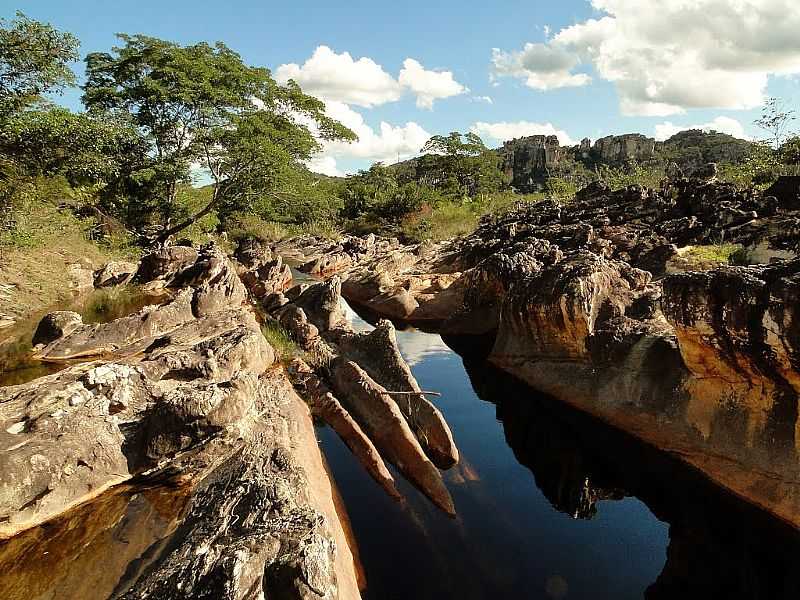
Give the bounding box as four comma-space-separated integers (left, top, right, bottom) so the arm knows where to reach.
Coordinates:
398, 58, 467, 109
276, 47, 467, 110
492, 0, 800, 115
491, 44, 591, 90
307, 101, 431, 175
470, 120, 576, 146
305, 155, 343, 177
654, 116, 749, 141
275, 45, 402, 108
472, 95, 494, 104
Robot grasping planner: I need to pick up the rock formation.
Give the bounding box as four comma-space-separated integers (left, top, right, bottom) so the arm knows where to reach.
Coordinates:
272, 174, 800, 530
236, 237, 460, 516
593, 133, 656, 163
1, 242, 362, 599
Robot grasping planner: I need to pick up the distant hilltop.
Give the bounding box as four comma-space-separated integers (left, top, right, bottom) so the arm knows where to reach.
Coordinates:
499, 129, 752, 192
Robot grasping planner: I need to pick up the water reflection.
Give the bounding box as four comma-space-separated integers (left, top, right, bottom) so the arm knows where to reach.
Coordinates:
0, 286, 169, 387
0, 478, 192, 600
319, 318, 669, 599
466, 359, 800, 599
321, 308, 800, 599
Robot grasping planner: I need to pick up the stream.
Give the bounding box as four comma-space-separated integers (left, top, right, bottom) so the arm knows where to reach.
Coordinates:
2, 291, 800, 598
329, 302, 800, 599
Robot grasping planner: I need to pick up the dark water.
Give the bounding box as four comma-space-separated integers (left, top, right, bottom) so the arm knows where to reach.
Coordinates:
0, 286, 168, 386
323, 304, 800, 600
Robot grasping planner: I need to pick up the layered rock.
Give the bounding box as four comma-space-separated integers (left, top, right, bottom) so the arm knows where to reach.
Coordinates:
0, 243, 362, 599
238, 257, 460, 516
593, 133, 656, 163
270, 174, 800, 529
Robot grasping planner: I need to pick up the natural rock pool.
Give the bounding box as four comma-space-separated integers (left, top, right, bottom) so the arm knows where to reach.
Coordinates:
327, 303, 800, 599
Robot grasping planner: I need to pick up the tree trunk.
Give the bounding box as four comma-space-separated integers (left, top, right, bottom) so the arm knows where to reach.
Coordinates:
156, 186, 219, 243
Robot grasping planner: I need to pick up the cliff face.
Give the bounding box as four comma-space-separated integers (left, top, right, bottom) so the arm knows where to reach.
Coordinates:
500, 135, 565, 190
495, 129, 753, 192
593, 133, 656, 163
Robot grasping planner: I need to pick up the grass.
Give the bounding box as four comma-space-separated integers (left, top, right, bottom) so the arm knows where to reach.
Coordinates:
0, 178, 140, 328
675, 243, 748, 271
260, 321, 302, 363
227, 212, 342, 244
400, 192, 544, 242
80, 286, 160, 324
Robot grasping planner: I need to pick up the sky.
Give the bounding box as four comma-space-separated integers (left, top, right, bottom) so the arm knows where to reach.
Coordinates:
4, 0, 800, 175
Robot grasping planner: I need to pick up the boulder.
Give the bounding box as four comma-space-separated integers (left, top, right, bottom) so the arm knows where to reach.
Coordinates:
93, 261, 138, 288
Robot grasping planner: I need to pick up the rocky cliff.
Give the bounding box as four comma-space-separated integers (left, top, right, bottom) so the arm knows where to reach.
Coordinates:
495, 130, 752, 192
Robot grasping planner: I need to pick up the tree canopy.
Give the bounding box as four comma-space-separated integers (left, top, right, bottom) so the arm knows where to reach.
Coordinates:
416, 131, 504, 197
83, 34, 356, 237
0, 12, 79, 116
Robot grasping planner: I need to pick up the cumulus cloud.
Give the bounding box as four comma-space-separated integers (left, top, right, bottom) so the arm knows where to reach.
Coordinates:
470, 120, 576, 146
276, 47, 467, 110
305, 155, 343, 177
275, 45, 402, 108
653, 116, 749, 141
306, 101, 431, 175
491, 0, 800, 115
398, 58, 467, 109
491, 44, 591, 90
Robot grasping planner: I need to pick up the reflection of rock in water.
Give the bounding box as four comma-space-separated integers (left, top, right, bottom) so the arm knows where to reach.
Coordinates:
463, 358, 800, 599
0, 478, 192, 600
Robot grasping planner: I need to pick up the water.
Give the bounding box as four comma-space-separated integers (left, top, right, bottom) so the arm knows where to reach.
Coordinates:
325, 304, 800, 599
3, 286, 800, 598
0, 286, 168, 387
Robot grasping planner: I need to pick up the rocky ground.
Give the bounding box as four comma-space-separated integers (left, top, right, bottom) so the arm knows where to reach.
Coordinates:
2, 171, 800, 597
0, 239, 463, 599
282, 173, 800, 529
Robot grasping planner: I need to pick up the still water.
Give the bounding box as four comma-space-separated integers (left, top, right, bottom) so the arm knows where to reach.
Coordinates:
326, 304, 800, 600
2, 293, 799, 599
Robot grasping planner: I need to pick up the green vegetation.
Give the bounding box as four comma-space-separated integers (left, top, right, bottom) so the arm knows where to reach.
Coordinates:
676, 243, 748, 271
1, 12, 798, 266
0, 12, 79, 116
260, 321, 301, 363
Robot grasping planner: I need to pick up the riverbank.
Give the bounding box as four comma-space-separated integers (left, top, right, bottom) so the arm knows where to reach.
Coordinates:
279, 174, 800, 532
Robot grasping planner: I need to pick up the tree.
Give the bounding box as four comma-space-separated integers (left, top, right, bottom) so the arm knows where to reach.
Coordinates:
0, 107, 145, 187
755, 97, 796, 149
779, 135, 800, 168
83, 34, 355, 239
419, 131, 504, 198
0, 12, 79, 116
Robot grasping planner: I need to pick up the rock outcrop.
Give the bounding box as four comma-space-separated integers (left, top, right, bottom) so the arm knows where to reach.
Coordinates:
0, 242, 362, 599
271, 174, 800, 529
237, 248, 460, 516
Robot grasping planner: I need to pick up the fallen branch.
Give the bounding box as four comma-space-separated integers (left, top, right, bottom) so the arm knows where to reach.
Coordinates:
383, 390, 442, 398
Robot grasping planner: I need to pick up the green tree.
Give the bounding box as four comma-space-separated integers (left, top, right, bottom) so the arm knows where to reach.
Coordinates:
0, 107, 145, 187
419, 132, 504, 198
779, 135, 800, 171
83, 34, 355, 239
0, 12, 79, 116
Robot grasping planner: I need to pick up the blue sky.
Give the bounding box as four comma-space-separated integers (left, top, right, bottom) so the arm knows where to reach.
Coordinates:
4, 0, 800, 174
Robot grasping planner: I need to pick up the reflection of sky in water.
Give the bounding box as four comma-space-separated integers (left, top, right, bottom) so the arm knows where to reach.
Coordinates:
340, 300, 452, 366
325, 299, 669, 600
